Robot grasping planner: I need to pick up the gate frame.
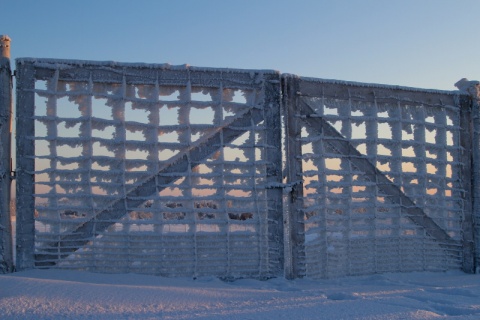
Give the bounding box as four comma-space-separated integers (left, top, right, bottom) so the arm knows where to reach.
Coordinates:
282, 75, 477, 277
14, 58, 285, 277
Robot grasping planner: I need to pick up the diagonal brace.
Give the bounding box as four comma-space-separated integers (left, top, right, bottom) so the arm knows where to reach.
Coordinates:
35, 106, 265, 265
300, 98, 457, 247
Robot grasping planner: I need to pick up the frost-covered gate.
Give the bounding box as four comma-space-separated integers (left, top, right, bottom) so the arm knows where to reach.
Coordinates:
283, 76, 476, 278
15, 59, 283, 278
12, 57, 479, 279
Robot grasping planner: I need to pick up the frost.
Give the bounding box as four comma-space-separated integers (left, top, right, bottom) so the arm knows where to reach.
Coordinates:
15, 58, 473, 280
21, 58, 279, 278
299, 81, 466, 278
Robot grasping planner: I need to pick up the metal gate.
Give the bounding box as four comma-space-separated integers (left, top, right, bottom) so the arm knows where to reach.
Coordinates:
283, 76, 476, 278
15, 59, 284, 278
7, 57, 480, 279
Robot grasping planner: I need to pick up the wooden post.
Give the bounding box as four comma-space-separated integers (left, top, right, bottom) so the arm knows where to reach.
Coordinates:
0, 35, 13, 273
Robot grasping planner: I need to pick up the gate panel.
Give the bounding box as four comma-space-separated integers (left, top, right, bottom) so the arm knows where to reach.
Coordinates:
285, 76, 473, 278
16, 59, 283, 278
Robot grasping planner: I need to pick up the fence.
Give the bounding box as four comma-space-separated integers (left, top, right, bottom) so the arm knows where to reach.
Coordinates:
1, 52, 479, 279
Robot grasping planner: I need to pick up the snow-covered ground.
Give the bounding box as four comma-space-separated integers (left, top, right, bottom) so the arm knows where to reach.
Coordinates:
1, 269, 479, 319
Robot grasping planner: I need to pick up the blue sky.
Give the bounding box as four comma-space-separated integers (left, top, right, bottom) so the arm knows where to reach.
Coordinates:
1, 0, 479, 90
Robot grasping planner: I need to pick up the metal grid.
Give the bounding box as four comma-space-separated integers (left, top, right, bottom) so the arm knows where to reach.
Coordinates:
14, 59, 477, 279
286, 77, 472, 279
16, 59, 283, 278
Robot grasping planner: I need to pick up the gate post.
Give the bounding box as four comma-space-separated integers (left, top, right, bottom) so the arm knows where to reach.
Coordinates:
457, 78, 480, 274
468, 81, 480, 274
0, 35, 13, 273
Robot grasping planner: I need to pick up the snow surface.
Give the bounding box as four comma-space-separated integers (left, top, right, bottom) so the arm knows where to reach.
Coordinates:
1, 270, 479, 319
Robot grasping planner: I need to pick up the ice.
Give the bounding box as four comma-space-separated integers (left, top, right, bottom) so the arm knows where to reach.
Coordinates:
12, 58, 478, 282
454, 78, 480, 93
17, 58, 281, 278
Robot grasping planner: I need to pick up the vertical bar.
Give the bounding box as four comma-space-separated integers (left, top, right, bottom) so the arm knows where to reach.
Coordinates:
468, 83, 480, 274
282, 75, 305, 279
459, 94, 475, 273
15, 60, 36, 270
0, 35, 13, 273
263, 73, 284, 277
